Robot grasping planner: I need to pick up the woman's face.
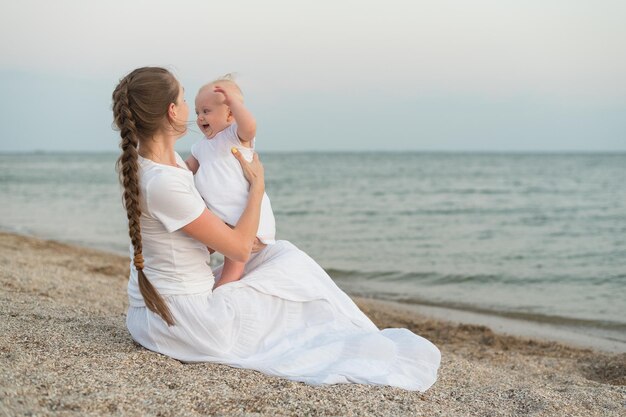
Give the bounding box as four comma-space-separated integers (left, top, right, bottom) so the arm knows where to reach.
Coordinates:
173, 85, 190, 137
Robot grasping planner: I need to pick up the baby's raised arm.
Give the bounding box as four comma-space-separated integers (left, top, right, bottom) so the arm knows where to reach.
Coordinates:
214, 84, 256, 144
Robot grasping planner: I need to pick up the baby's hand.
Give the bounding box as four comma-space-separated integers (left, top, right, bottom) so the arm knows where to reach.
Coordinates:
213, 85, 243, 107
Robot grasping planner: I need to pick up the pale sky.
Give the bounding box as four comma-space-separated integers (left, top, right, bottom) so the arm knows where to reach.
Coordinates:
0, 0, 624, 152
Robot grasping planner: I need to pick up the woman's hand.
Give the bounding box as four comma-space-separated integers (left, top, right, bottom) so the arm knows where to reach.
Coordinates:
224, 224, 266, 253
231, 148, 264, 192
251, 238, 267, 253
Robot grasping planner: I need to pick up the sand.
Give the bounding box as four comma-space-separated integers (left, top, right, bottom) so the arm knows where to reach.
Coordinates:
0, 231, 624, 416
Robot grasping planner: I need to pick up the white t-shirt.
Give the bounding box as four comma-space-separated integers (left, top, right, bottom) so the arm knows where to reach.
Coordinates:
191, 123, 276, 244
127, 153, 215, 307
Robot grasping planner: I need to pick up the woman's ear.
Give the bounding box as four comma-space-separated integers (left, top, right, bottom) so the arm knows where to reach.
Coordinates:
168, 102, 177, 120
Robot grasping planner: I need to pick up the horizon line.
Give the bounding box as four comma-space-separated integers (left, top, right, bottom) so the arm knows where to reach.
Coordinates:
1, 149, 625, 155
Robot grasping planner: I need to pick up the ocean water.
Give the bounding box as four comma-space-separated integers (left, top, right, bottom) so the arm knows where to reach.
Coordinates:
1, 152, 625, 347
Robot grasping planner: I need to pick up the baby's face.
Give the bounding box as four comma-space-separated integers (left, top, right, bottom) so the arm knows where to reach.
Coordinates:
195, 88, 231, 138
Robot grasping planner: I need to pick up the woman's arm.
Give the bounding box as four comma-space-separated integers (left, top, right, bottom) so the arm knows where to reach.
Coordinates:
182, 149, 264, 263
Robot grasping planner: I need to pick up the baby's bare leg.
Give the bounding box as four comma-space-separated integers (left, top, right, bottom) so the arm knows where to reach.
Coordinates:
213, 223, 248, 288
216, 257, 246, 288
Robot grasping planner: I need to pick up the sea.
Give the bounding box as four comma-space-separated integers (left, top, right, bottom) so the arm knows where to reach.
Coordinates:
1, 151, 625, 351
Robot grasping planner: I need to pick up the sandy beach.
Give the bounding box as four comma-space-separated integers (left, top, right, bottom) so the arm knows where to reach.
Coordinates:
1, 231, 624, 416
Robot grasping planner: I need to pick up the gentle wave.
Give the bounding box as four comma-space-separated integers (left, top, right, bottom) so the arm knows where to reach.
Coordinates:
326, 267, 626, 286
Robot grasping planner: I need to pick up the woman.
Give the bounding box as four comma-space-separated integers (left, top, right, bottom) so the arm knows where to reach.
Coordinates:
112, 67, 440, 391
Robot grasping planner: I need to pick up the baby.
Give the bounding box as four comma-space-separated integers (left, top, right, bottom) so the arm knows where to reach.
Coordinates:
186, 76, 275, 288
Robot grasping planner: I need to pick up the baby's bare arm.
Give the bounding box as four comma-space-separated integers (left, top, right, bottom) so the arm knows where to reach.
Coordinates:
214, 85, 256, 144
185, 155, 200, 174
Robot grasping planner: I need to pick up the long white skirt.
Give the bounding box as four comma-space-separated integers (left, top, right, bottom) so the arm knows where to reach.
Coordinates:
127, 241, 440, 391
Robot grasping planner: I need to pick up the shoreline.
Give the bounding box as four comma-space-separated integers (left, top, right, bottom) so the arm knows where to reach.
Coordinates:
1, 231, 625, 416
352, 297, 626, 354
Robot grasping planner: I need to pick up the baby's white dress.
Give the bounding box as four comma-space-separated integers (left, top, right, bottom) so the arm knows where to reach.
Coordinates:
126, 153, 440, 391
191, 123, 275, 244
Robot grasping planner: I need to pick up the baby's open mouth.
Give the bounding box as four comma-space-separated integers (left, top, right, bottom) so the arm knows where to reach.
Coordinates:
202, 124, 210, 129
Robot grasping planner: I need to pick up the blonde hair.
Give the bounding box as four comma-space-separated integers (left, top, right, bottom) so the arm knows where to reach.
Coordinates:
198, 73, 243, 96
111, 67, 178, 326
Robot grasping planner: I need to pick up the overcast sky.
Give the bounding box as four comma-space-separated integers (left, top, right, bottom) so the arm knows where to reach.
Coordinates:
0, 0, 624, 152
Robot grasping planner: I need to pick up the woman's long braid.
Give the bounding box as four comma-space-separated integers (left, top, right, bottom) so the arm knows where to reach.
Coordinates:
113, 73, 175, 326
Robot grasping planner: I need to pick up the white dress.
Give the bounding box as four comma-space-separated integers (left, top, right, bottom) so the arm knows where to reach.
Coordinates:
191, 123, 276, 244
126, 153, 440, 391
